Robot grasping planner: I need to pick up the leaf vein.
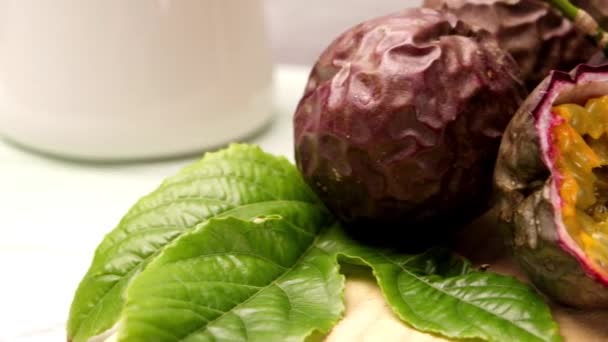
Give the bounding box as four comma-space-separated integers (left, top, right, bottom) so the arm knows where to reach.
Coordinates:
378, 252, 547, 341
177, 241, 322, 341
75, 200, 313, 336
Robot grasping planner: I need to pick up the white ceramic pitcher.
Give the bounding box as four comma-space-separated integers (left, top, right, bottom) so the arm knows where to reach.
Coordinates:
0, 0, 273, 160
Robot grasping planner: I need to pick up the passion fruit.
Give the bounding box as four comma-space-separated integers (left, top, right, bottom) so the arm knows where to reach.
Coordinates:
294, 8, 525, 238
495, 64, 608, 308
424, 0, 597, 90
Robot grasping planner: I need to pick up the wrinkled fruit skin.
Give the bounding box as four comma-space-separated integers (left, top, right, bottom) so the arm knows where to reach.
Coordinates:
494, 65, 608, 308
294, 8, 526, 237
424, 0, 597, 90
573, 0, 608, 27
587, 51, 608, 66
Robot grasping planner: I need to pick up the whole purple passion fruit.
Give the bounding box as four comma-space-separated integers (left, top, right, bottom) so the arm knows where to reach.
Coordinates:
424, 0, 597, 90
495, 64, 608, 308
294, 8, 526, 236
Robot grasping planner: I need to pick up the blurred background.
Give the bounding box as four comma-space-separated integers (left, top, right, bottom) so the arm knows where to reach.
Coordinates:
266, 0, 410, 65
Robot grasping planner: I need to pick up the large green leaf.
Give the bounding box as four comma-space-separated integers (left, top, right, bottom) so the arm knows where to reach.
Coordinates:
318, 227, 562, 342
119, 216, 343, 342
68, 143, 562, 342
67, 144, 322, 342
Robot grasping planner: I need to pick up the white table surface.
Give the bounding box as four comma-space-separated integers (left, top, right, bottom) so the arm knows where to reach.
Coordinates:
0, 64, 310, 342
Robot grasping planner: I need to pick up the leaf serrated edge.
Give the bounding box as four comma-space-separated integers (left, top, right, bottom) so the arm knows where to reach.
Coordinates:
68, 144, 316, 341
118, 218, 345, 342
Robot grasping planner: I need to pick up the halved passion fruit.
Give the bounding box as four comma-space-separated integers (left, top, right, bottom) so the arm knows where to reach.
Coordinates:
495, 64, 608, 308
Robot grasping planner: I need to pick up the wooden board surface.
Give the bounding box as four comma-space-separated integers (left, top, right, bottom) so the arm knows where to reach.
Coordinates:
326, 213, 608, 342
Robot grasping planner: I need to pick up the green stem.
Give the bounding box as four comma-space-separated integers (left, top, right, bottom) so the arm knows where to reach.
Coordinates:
548, 0, 608, 56
548, 0, 579, 19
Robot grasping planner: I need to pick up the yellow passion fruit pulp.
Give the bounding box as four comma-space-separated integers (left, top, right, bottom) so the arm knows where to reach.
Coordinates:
553, 96, 608, 273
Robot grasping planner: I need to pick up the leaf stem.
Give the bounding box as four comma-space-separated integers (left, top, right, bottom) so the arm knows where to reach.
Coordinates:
548, 0, 608, 56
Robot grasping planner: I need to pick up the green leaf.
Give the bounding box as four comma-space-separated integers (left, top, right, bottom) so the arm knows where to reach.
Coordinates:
69, 143, 561, 342
318, 227, 562, 342
119, 217, 343, 342
67, 144, 323, 342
